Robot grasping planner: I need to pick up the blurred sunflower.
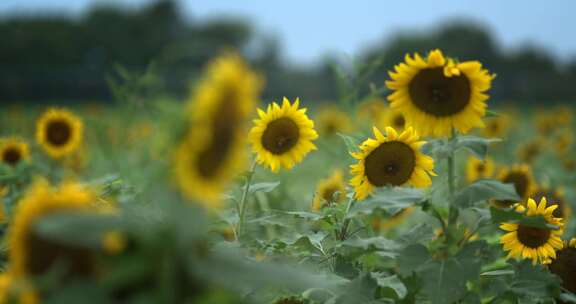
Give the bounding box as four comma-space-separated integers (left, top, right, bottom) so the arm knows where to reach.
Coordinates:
500, 197, 564, 265
315, 104, 352, 137
386, 49, 494, 137
0, 137, 30, 167
517, 139, 544, 164
532, 187, 571, 223
377, 108, 407, 132
493, 164, 536, 208
311, 169, 346, 211
8, 180, 97, 284
548, 238, 576, 293
465, 156, 495, 183
356, 97, 386, 123
175, 52, 262, 207
350, 127, 435, 200
249, 97, 318, 173
482, 115, 510, 138
36, 108, 83, 159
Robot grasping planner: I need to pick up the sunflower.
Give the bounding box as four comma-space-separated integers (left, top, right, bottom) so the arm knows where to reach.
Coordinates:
532, 187, 571, 223
377, 108, 407, 132
350, 126, 435, 200
482, 115, 510, 139
500, 197, 564, 265
0, 137, 30, 167
315, 104, 352, 137
174, 52, 262, 207
517, 139, 544, 164
36, 108, 83, 159
312, 169, 346, 211
386, 49, 494, 137
249, 97, 318, 173
493, 164, 536, 208
548, 238, 576, 294
465, 156, 495, 183
8, 180, 97, 284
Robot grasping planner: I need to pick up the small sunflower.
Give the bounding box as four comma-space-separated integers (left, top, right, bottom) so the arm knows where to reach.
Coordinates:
175, 52, 262, 207
0, 137, 30, 167
312, 169, 346, 211
493, 164, 536, 208
482, 115, 510, 139
386, 49, 495, 137
377, 108, 407, 132
465, 156, 495, 183
315, 104, 352, 137
8, 180, 97, 281
548, 238, 576, 293
350, 127, 435, 200
500, 197, 564, 265
532, 187, 571, 223
36, 108, 83, 159
249, 97, 318, 173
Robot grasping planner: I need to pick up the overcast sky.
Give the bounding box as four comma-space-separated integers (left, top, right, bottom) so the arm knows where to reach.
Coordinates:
1, 0, 575, 64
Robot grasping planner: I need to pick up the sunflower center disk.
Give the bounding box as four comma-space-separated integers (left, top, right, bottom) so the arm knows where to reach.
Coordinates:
261, 117, 300, 155
517, 225, 551, 248
3, 148, 21, 166
408, 67, 471, 117
46, 120, 72, 146
364, 141, 415, 187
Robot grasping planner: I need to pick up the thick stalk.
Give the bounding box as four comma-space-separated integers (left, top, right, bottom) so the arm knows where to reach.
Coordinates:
238, 160, 258, 239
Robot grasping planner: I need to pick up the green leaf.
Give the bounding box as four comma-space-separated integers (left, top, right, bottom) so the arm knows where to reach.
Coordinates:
371, 273, 407, 299
454, 180, 520, 208
347, 187, 425, 218
337, 133, 362, 153
454, 135, 501, 159
249, 181, 280, 194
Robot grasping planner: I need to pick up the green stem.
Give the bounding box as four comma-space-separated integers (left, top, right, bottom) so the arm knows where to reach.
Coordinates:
238, 160, 257, 239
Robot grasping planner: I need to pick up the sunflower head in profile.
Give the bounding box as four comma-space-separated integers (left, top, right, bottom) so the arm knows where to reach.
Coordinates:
500, 197, 564, 265
465, 156, 495, 183
174, 52, 262, 207
548, 238, 576, 294
315, 104, 352, 137
312, 169, 346, 211
350, 127, 435, 200
386, 49, 495, 137
0, 137, 30, 167
377, 108, 407, 132
493, 164, 536, 208
482, 115, 510, 139
8, 180, 97, 285
36, 108, 83, 159
517, 139, 544, 164
249, 97, 318, 173
532, 187, 570, 223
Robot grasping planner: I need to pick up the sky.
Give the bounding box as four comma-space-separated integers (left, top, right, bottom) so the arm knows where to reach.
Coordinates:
1, 0, 575, 65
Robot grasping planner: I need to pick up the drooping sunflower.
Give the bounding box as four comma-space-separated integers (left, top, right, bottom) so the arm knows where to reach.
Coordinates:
500, 197, 564, 265
386, 49, 495, 137
482, 115, 510, 139
377, 108, 407, 132
36, 108, 83, 159
532, 187, 571, 223
350, 127, 435, 200
8, 180, 97, 282
249, 97, 318, 173
174, 52, 262, 207
315, 104, 352, 137
312, 169, 346, 211
0, 137, 30, 167
465, 156, 495, 183
548, 238, 576, 294
492, 164, 536, 208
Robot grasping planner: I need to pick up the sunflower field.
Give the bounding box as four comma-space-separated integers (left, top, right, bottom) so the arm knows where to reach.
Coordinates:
1, 49, 576, 304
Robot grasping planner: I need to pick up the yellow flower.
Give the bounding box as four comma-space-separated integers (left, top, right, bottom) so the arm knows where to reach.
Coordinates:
493, 164, 536, 208
377, 108, 407, 132
465, 156, 495, 183
312, 169, 346, 211
174, 52, 262, 207
36, 108, 83, 159
500, 197, 564, 265
350, 127, 435, 200
386, 49, 495, 137
482, 115, 510, 138
315, 104, 352, 137
548, 238, 576, 293
249, 97, 318, 173
0, 137, 30, 167
8, 180, 97, 282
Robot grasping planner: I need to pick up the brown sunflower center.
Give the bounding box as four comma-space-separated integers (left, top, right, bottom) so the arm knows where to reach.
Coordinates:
408, 67, 471, 117
2, 147, 21, 166
549, 247, 576, 293
46, 120, 72, 146
261, 117, 300, 155
393, 114, 405, 129
196, 88, 239, 179
517, 225, 551, 248
495, 172, 529, 207
364, 141, 415, 187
